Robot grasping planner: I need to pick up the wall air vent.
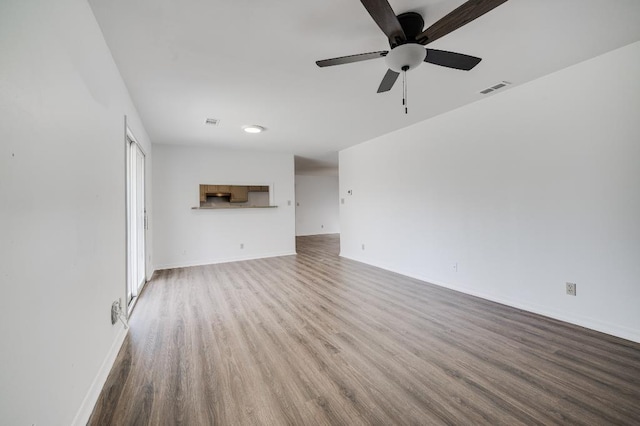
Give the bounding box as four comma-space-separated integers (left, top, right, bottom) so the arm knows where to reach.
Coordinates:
479, 81, 511, 95
205, 118, 220, 126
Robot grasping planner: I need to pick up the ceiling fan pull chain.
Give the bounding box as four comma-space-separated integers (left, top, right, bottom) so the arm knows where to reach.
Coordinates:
402, 67, 408, 114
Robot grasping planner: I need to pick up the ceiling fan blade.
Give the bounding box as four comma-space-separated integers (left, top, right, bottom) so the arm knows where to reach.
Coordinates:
417, 0, 508, 46
360, 0, 406, 46
377, 69, 400, 93
425, 49, 482, 70
316, 51, 388, 68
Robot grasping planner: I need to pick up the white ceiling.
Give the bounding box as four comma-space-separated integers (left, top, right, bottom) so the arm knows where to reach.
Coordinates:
89, 0, 640, 171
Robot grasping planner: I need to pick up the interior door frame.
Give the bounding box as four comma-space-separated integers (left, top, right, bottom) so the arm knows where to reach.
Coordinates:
125, 118, 147, 314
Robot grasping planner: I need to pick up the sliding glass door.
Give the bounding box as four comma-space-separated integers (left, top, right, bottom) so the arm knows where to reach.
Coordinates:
126, 133, 146, 308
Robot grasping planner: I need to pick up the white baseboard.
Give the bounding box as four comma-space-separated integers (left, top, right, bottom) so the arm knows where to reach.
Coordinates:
340, 253, 640, 344
154, 251, 297, 271
419, 275, 640, 344
296, 231, 340, 237
71, 325, 128, 426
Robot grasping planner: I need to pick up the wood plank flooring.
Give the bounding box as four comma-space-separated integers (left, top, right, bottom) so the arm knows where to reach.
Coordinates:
89, 234, 640, 425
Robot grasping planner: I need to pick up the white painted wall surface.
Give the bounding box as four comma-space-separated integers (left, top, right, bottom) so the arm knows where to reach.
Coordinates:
340, 41, 640, 343
0, 1, 153, 424
295, 174, 340, 236
153, 145, 296, 269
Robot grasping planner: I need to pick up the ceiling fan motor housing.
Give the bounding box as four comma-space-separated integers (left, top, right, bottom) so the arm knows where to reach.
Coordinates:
385, 43, 426, 72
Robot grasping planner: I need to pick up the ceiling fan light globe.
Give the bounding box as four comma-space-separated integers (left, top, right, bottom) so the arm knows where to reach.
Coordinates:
385, 43, 427, 72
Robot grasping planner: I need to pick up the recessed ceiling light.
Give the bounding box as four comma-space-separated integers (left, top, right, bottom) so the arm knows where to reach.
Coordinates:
242, 125, 265, 134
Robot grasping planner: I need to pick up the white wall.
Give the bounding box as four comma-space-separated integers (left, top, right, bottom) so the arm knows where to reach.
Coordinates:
340, 41, 640, 343
295, 174, 340, 236
0, 0, 153, 424
153, 145, 296, 269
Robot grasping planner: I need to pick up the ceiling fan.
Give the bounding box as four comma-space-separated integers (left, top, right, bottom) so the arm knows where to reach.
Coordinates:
316, 0, 508, 99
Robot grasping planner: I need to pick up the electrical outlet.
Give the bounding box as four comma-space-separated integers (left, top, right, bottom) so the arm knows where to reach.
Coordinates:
452, 262, 458, 272
240, 243, 244, 249
111, 301, 119, 325
341, 198, 345, 205
361, 243, 365, 250
321, 224, 324, 228
566, 282, 577, 296
111, 300, 129, 329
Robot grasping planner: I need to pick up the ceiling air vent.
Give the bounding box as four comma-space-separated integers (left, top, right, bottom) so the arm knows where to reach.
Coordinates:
479, 81, 511, 95
204, 118, 220, 126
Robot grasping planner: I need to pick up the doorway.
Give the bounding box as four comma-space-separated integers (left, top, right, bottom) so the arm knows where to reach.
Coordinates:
126, 128, 146, 310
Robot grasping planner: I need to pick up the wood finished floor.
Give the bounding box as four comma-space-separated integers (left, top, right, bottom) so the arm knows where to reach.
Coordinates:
89, 234, 640, 425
